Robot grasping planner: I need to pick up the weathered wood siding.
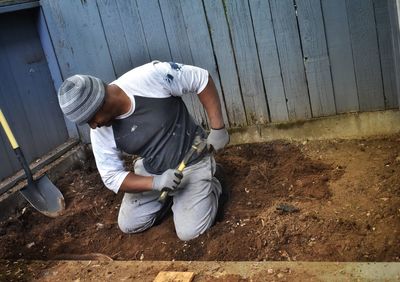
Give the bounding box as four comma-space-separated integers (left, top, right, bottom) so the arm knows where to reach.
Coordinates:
40, 0, 397, 132
0, 8, 68, 180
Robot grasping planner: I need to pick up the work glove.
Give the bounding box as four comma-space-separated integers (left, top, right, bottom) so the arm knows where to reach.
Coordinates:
152, 169, 183, 192
207, 126, 230, 152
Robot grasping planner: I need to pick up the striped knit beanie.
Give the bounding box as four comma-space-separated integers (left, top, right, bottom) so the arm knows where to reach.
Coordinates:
57, 75, 105, 125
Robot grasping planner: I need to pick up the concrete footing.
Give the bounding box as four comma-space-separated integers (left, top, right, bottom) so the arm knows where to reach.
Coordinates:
1, 260, 399, 281
229, 110, 400, 145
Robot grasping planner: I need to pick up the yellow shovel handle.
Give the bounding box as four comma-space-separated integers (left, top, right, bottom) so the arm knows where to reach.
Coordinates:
177, 161, 186, 172
0, 109, 19, 149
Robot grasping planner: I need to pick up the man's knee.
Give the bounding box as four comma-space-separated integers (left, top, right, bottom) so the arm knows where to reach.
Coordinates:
117, 214, 155, 234
176, 227, 200, 241
175, 218, 214, 241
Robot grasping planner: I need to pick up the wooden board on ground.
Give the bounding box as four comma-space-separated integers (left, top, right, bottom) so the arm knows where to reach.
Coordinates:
153, 271, 195, 282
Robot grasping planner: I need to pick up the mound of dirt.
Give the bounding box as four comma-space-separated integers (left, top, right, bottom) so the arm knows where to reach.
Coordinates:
0, 137, 399, 262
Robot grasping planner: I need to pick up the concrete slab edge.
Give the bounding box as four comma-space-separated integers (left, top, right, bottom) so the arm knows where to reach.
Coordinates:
1, 260, 399, 281
229, 110, 400, 145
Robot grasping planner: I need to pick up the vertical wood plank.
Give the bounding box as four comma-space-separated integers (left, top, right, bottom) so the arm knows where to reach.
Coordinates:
270, 0, 311, 120
224, 0, 269, 124
249, 0, 289, 122
296, 0, 336, 117
321, 0, 358, 113
0, 9, 68, 179
135, 0, 171, 62
41, 0, 115, 81
0, 46, 33, 175
346, 0, 385, 111
158, 0, 203, 123
389, 0, 400, 107
203, 0, 247, 126
373, 0, 398, 108
115, 0, 151, 67
180, 0, 229, 127
96, 0, 133, 77
41, 0, 116, 143
159, 0, 193, 64
38, 7, 79, 139
0, 11, 66, 156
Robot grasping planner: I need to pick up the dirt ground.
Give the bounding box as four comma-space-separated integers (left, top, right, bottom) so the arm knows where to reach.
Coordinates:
0, 136, 399, 262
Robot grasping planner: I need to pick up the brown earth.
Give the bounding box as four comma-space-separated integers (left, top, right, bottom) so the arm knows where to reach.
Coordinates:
0, 136, 399, 262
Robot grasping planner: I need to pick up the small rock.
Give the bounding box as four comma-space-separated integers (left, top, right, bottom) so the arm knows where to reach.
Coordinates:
267, 268, 274, 274
277, 273, 284, 278
26, 242, 35, 248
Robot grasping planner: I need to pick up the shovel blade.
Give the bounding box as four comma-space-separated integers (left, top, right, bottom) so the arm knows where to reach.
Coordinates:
19, 175, 65, 218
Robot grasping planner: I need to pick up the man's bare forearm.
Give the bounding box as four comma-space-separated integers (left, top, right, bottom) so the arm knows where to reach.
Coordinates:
198, 75, 225, 129
119, 172, 153, 193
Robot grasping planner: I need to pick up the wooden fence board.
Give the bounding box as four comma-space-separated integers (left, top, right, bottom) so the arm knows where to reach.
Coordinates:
41, 0, 115, 143
346, 0, 385, 111
115, 0, 150, 68
96, 0, 133, 77
136, 0, 171, 62
180, 0, 228, 127
321, 0, 358, 113
249, 0, 288, 122
389, 0, 400, 107
203, 0, 247, 126
158, 0, 200, 123
296, 0, 336, 117
41, 0, 115, 81
373, 0, 398, 108
225, 0, 269, 124
270, 0, 311, 120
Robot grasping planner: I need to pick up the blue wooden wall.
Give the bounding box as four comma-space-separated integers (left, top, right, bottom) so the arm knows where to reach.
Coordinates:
0, 8, 68, 180
40, 0, 398, 132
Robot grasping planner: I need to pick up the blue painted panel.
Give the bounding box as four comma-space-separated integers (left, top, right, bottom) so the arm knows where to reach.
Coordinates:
270, 0, 312, 120
224, 0, 269, 124
321, 0, 359, 113
115, 0, 151, 67
136, 0, 171, 62
346, 0, 385, 111
40, 0, 115, 81
158, 0, 200, 122
0, 9, 68, 180
297, 0, 336, 117
41, 0, 117, 143
373, 0, 398, 108
249, 0, 288, 122
180, 0, 228, 126
204, 0, 247, 126
38, 7, 79, 139
96, 0, 134, 77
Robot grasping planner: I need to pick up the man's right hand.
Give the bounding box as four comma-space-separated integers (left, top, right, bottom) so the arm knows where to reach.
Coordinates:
152, 169, 183, 192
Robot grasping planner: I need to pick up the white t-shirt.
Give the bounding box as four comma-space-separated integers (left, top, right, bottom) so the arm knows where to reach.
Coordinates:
90, 61, 209, 193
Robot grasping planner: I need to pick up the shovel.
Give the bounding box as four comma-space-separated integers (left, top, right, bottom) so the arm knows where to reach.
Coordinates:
0, 109, 65, 217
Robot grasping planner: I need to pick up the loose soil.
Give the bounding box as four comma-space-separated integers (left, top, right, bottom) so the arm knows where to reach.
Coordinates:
1, 136, 399, 262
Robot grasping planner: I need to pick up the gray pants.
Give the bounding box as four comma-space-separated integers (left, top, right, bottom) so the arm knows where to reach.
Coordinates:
117, 155, 222, 241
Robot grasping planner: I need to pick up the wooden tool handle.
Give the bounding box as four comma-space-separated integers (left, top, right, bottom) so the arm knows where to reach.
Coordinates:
158, 160, 187, 203
0, 109, 19, 149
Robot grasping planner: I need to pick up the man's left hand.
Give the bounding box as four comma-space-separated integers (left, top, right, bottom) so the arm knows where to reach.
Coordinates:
207, 126, 229, 152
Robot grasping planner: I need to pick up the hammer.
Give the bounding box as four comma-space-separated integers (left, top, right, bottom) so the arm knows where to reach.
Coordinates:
158, 136, 208, 203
